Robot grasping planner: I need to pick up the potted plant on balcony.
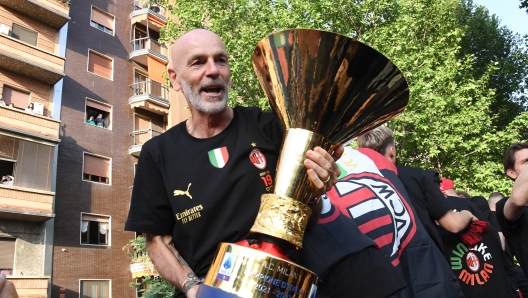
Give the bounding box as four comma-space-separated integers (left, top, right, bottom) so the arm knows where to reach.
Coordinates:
122, 236, 174, 297
141, 0, 161, 13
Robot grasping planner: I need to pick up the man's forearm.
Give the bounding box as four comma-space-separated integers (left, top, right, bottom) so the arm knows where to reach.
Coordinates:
438, 210, 475, 233
146, 234, 198, 294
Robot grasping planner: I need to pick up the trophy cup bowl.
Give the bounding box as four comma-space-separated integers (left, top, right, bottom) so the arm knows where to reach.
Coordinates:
202, 29, 409, 298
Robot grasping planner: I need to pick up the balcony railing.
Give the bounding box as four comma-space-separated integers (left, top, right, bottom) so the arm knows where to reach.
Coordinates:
130, 129, 162, 146
130, 80, 169, 101
0, 0, 70, 29
7, 276, 49, 298
129, 129, 163, 157
131, 0, 167, 19
0, 185, 55, 222
131, 37, 165, 55
0, 105, 60, 141
0, 34, 65, 84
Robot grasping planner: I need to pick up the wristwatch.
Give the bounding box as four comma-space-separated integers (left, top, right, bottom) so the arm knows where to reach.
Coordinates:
182, 274, 203, 295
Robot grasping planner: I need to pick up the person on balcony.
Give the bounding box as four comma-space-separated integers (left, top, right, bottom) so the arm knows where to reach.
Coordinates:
86, 116, 96, 125
1, 175, 14, 186
25, 103, 34, 113
94, 113, 105, 128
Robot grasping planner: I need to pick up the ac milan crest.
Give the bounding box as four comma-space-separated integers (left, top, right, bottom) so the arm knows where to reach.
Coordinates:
466, 252, 480, 272
249, 148, 266, 169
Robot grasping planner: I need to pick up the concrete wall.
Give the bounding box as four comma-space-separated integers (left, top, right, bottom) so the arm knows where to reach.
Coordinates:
0, 219, 46, 276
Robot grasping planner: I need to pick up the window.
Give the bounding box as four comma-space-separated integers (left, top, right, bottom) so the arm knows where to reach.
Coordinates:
83, 153, 111, 184
0, 238, 15, 275
88, 50, 113, 80
81, 214, 110, 245
80, 280, 110, 298
2, 86, 29, 110
90, 7, 114, 35
86, 99, 112, 129
11, 23, 37, 46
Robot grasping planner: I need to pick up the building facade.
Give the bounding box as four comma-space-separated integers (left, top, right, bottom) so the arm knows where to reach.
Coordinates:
0, 0, 70, 297
51, 0, 186, 297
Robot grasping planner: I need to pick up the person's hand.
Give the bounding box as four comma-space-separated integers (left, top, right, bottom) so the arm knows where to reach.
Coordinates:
460, 210, 478, 222
0, 274, 19, 298
304, 144, 344, 197
186, 284, 199, 298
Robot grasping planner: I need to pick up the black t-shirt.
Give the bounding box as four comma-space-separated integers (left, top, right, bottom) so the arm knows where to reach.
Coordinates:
496, 197, 528, 275
471, 196, 502, 232
439, 196, 515, 298
397, 165, 453, 253
125, 106, 282, 284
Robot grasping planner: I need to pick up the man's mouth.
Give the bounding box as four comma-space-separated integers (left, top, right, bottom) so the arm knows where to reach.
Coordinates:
201, 84, 224, 96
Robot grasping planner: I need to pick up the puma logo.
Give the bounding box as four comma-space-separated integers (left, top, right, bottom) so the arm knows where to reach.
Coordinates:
174, 183, 192, 199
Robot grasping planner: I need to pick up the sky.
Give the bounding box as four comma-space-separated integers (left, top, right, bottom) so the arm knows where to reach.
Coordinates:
472, 0, 528, 36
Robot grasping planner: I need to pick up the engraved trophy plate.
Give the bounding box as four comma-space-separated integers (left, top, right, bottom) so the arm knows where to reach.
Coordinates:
205, 243, 318, 298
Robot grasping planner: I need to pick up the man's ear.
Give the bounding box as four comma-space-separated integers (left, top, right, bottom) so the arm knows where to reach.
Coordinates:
506, 168, 518, 180
167, 67, 182, 91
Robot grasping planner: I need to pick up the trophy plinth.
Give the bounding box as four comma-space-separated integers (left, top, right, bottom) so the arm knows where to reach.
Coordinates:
202, 29, 409, 298
204, 243, 318, 298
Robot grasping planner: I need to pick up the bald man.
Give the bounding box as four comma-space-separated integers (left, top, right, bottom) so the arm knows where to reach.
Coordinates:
125, 29, 343, 298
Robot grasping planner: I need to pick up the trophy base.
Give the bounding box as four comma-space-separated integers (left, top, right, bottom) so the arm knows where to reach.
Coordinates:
204, 243, 318, 298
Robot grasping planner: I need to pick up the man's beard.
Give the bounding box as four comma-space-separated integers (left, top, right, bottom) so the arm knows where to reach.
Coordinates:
181, 77, 230, 115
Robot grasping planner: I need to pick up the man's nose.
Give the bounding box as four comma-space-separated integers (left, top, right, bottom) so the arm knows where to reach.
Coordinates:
205, 59, 220, 77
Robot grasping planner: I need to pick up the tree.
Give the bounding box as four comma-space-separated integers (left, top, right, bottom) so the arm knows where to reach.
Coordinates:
457, 0, 528, 129
521, 0, 528, 13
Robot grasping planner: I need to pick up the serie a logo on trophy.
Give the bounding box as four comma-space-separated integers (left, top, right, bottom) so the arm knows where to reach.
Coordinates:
200, 29, 409, 298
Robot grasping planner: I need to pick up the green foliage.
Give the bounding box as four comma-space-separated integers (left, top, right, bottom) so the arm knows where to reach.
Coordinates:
457, 0, 528, 129
157, 0, 528, 195
521, 0, 528, 13
130, 276, 175, 298
123, 236, 175, 298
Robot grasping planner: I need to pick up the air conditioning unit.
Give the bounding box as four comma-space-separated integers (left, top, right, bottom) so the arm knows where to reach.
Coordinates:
0, 24, 9, 35
33, 102, 44, 116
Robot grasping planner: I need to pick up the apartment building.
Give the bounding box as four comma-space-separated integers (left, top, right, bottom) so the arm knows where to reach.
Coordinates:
0, 0, 70, 297
51, 0, 186, 297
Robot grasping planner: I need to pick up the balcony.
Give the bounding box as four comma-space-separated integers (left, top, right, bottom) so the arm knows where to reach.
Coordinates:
0, 105, 60, 142
0, 34, 65, 84
129, 129, 162, 157
129, 37, 168, 66
129, 80, 170, 115
7, 276, 49, 298
130, 0, 167, 32
0, 185, 55, 222
0, 0, 70, 29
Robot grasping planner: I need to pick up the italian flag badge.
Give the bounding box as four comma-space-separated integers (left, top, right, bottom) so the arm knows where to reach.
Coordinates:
208, 146, 229, 168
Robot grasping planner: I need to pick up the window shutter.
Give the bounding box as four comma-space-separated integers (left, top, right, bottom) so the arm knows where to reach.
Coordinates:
91, 8, 114, 30
84, 154, 110, 178
147, 56, 166, 84
82, 214, 109, 223
86, 99, 111, 113
12, 141, 53, 190
2, 86, 30, 109
0, 135, 18, 160
0, 238, 15, 269
88, 51, 112, 79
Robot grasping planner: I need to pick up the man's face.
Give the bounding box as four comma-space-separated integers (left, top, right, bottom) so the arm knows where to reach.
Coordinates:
507, 148, 528, 180
172, 33, 231, 114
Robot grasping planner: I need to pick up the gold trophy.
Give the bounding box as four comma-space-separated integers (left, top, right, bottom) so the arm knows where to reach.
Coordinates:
202, 29, 409, 298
